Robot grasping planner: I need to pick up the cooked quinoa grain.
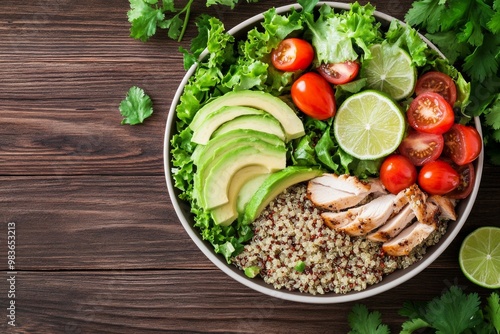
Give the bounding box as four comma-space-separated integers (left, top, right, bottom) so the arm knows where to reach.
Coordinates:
232, 184, 447, 295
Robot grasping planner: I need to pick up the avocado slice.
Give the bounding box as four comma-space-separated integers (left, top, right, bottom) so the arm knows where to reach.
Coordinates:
189, 90, 305, 142
193, 136, 286, 207
211, 114, 286, 142
236, 173, 269, 214
240, 166, 324, 225
210, 165, 270, 226
191, 106, 265, 145
202, 145, 286, 209
191, 129, 283, 166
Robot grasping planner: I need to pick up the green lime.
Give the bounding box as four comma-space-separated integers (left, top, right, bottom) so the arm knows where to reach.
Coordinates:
333, 90, 406, 160
361, 43, 416, 100
459, 226, 500, 289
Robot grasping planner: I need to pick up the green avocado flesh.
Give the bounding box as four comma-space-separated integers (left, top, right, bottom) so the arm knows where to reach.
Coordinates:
189, 90, 305, 142
211, 114, 286, 142
210, 166, 270, 226
241, 166, 324, 225
191, 129, 284, 166
202, 145, 286, 209
191, 106, 265, 145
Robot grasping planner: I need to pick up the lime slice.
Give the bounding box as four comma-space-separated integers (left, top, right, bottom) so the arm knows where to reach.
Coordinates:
361, 43, 416, 100
459, 226, 500, 289
333, 90, 405, 160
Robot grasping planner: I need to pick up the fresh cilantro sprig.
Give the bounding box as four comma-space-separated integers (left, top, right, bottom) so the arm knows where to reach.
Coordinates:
119, 86, 153, 125
405, 0, 500, 164
348, 304, 390, 334
348, 286, 500, 334
127, 0, 258, 42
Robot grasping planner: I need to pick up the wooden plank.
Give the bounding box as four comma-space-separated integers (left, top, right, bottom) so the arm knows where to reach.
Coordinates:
0, 268, 493, 333
0, 175, 214, 270
0, 167, 498, 271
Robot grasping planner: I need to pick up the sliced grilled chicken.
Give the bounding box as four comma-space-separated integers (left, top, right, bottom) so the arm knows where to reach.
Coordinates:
429, 195, 457, 221
394, 184, 427, 222
307, 182, 370, 211
310, 174, 373, 195
338, 194, 397, 236
321, 208, 362, 230
308, 174, 386, 211
367, 204, 416, 242
382, 200, 440, 256
381, 221, 436, 256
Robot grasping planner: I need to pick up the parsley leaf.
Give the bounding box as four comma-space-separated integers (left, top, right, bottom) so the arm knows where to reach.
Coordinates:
485, 292, 500, 332
348, 304, 390, 334
119, 86, 153, 125
128, 0, 259, 42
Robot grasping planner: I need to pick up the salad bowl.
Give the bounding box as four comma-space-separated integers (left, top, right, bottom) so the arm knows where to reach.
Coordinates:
164, 2, 484, 303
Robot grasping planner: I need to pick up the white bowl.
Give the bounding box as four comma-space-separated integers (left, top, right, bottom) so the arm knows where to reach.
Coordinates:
163, 2, 484, 303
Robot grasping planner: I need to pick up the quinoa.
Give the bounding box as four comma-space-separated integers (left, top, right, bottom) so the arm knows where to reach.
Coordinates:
232, 183, 447, 295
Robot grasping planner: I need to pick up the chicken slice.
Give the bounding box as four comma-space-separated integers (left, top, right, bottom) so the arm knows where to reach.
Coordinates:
429, 195, 457, 221
382, 200, 440, 256
311, 174, 372, 194
367, 204, 416, 242
394, 184, 427, 222
321, 208, 362, 230
308, 174, 386, 211
307, 182, 369, 211
382, 221, 436, 256
337, 194, 397, 236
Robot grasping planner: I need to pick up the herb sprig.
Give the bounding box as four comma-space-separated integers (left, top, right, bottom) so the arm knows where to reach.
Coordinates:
127, 0, 258, 42
349, 287, 500, 334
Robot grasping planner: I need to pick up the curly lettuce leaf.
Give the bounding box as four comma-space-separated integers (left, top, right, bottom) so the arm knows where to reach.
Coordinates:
304, 2, 381, 66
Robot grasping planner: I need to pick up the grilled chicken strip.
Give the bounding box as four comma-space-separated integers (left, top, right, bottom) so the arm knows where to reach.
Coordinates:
367, 204, 416, 242
308, 174, 385, 211
382, 201, 439, 256
337, 194, 397, 236
429, 195, 457, 221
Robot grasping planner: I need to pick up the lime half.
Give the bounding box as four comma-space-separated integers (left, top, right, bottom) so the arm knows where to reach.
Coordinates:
459, 226, 500, 289
361, 43, 416, 100
333, 90, 405, 160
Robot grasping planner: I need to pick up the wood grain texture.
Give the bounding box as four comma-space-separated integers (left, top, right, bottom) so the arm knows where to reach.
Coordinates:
0, 0, 498, 332
0, 269, 494, 334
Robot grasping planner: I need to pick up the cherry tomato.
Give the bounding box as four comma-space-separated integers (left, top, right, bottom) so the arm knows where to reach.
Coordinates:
398, 130, 444, 166
291, 72, 336, 120
443, 123, 482, 165
271, 38, 314, 72
448, 162, 475, 199
407, 92, 455, 134
317, 61, 360, 85
380, 155, 417, 194
415, 71, 457, 106
418, 160, 460, 195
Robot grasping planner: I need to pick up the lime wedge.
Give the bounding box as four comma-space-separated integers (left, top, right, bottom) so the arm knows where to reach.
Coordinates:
361, 44, 416, 100
459, 226, 500, 289
333, 90, 405, 160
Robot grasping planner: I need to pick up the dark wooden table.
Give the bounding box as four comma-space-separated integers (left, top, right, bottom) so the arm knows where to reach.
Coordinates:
1, 0, 498, 332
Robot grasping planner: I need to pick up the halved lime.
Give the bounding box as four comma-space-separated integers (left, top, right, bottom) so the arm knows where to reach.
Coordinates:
361, 43, 416, 100
333, 90, 405, 160
459, 226, 500, 289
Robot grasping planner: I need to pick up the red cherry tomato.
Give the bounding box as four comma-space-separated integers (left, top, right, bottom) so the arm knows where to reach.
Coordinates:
317, 61, 360, 85
291, 72, 336, 120
407, 92, 455, 134
415, 71, 457, 106
448, 162, 475, 199
443, 123, 482, 165
398, 130, 444, 166
271, 38, 314, 72
418, 160, 460, 195
380, 155, 417, 194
